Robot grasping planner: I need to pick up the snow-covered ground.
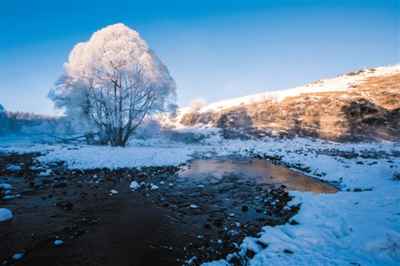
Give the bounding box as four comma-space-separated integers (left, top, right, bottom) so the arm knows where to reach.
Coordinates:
202, 139, 400, 266
1, 133, 399, 265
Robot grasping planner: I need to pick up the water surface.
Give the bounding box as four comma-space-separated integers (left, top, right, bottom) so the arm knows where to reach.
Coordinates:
179, 159, 337, 193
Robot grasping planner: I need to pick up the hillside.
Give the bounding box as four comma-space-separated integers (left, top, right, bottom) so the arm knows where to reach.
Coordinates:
179, 65, 400, 141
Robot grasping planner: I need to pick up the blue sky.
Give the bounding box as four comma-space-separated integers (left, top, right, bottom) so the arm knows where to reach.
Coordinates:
0, 0, 398, 115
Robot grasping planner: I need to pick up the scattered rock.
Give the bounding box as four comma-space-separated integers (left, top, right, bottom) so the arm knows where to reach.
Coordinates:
245, 249, 256, 258
53, 182, 67, 189
53, 239, 64, 246
12, 252, 24, 260
255, 240, 268, 249
150, 184, 159, 190
56, 201, 74, 211
129, 181, 141, 191
6, 164, 22, 172
393, 172, 400, 181
241, 205, 249, 212
0, 152, 300, 265
0, 183, 12, 190
283, 249, 294, 254
110, 189, 118, 195
0, 208, 13, 222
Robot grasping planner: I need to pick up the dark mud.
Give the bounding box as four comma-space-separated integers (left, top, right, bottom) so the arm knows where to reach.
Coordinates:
0, 152, 310, 266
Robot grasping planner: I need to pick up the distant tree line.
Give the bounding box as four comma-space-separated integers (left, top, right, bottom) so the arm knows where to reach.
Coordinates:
0, 104, 74, 136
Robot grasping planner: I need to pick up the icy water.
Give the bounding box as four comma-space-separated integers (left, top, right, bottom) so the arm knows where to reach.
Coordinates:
179, 159, 338, 193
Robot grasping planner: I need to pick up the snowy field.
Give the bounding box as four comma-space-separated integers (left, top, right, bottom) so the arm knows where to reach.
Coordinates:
1, 133, 399, 266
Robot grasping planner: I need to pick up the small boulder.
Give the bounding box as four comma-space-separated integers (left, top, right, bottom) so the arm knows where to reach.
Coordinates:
0, 208, 13, 222
129, 181, 140, 191
53, 239, 64, 246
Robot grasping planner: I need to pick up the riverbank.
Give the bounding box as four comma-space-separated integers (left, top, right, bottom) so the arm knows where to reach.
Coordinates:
1, 135, 399, 265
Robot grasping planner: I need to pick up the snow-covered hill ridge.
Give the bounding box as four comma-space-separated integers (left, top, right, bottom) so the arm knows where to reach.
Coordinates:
178, 64, 400, 141
199, 64, 400, 113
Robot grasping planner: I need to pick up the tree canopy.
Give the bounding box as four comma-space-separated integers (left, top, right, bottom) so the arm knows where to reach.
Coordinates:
49, 23, 176, 146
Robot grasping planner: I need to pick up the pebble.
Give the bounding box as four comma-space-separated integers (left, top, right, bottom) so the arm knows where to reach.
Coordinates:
53, 240, 64, 246
241, 205, 249, 212
283, 249, 294, 254
129, 181, 140, 191
0, 208, 13, 222
12, 253, 24, 260
6, 165, 22, 172
3, 195, 17, 200
150, 184, 159, 190
0, 183, 12, 190
39, 169, 52, 177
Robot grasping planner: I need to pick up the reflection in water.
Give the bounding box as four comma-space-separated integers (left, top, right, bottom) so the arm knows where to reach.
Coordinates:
179, 159, 337, 193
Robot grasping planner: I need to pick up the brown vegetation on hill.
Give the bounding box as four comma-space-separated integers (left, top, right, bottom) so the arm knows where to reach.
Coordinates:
181, 73, 400, 141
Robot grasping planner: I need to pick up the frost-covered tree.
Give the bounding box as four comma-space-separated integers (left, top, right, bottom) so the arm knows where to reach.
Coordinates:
49, 23, 176, 146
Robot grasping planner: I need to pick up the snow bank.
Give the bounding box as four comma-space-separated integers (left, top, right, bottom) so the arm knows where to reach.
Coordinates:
199, 138, 400, 266
38, 145, 194, 169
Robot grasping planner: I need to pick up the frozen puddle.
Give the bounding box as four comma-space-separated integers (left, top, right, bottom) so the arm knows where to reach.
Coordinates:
179, 159, 338, 193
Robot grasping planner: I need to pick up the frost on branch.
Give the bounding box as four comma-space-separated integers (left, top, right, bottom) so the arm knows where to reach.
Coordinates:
49, 23, 176, 146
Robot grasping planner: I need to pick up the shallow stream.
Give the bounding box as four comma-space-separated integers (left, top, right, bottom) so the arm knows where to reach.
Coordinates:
179, 159, 338, 193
